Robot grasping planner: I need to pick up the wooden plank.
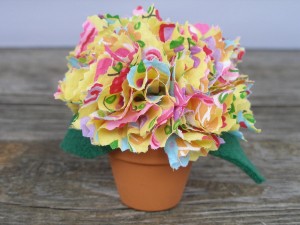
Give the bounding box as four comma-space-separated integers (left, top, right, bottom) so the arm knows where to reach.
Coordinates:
239, 50, 300, 107
0, 104, 71, 141
0, 104, 299, 142
1, 49, 299, 224
0, 49, 300, 107
0, 49, 68, 97
0, 140, 299, 224
0, 93, 59, 106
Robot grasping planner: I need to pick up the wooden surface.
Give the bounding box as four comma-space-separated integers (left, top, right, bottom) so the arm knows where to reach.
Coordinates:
0, 49, 300, 224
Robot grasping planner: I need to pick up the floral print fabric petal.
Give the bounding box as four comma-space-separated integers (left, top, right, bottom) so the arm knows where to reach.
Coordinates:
54, 5, 260, 169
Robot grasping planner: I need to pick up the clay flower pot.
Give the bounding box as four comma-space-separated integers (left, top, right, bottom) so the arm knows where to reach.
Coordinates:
109, 149, 192, 211
55, 5, 266, 214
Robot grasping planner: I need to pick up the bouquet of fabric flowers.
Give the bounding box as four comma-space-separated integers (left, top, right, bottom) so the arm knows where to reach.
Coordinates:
54, 5, 264, 184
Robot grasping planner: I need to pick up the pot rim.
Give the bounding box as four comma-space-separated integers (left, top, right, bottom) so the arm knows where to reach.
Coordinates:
109, 148, 171, 166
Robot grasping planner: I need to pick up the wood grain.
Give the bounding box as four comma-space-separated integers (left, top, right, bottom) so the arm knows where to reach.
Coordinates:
0, 49, 300, 224
0, 104, 300, 142
0, 49, 299, 107
0, 140, 300, 224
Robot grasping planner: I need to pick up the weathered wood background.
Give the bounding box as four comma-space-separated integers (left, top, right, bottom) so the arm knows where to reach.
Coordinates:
0, 49, 299, 224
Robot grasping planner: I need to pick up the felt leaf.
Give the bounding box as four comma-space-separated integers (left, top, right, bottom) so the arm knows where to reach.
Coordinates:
60, 117, 114, 158
210, 132, 265, 184
110, 140, 119, 149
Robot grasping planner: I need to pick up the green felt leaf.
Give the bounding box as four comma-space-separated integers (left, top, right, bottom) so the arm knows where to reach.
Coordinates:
60, 128, 114, 159
110, 140, 119, 149
210, 132, 265, 184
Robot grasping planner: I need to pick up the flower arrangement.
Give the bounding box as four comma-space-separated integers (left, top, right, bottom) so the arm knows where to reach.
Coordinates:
55, 5, 264, 184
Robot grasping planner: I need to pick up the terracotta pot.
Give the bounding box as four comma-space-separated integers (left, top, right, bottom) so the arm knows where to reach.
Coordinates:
109, 148, 192, 211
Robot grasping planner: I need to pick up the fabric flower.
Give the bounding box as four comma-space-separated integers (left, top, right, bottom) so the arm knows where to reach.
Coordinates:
54, 5, 260, 169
